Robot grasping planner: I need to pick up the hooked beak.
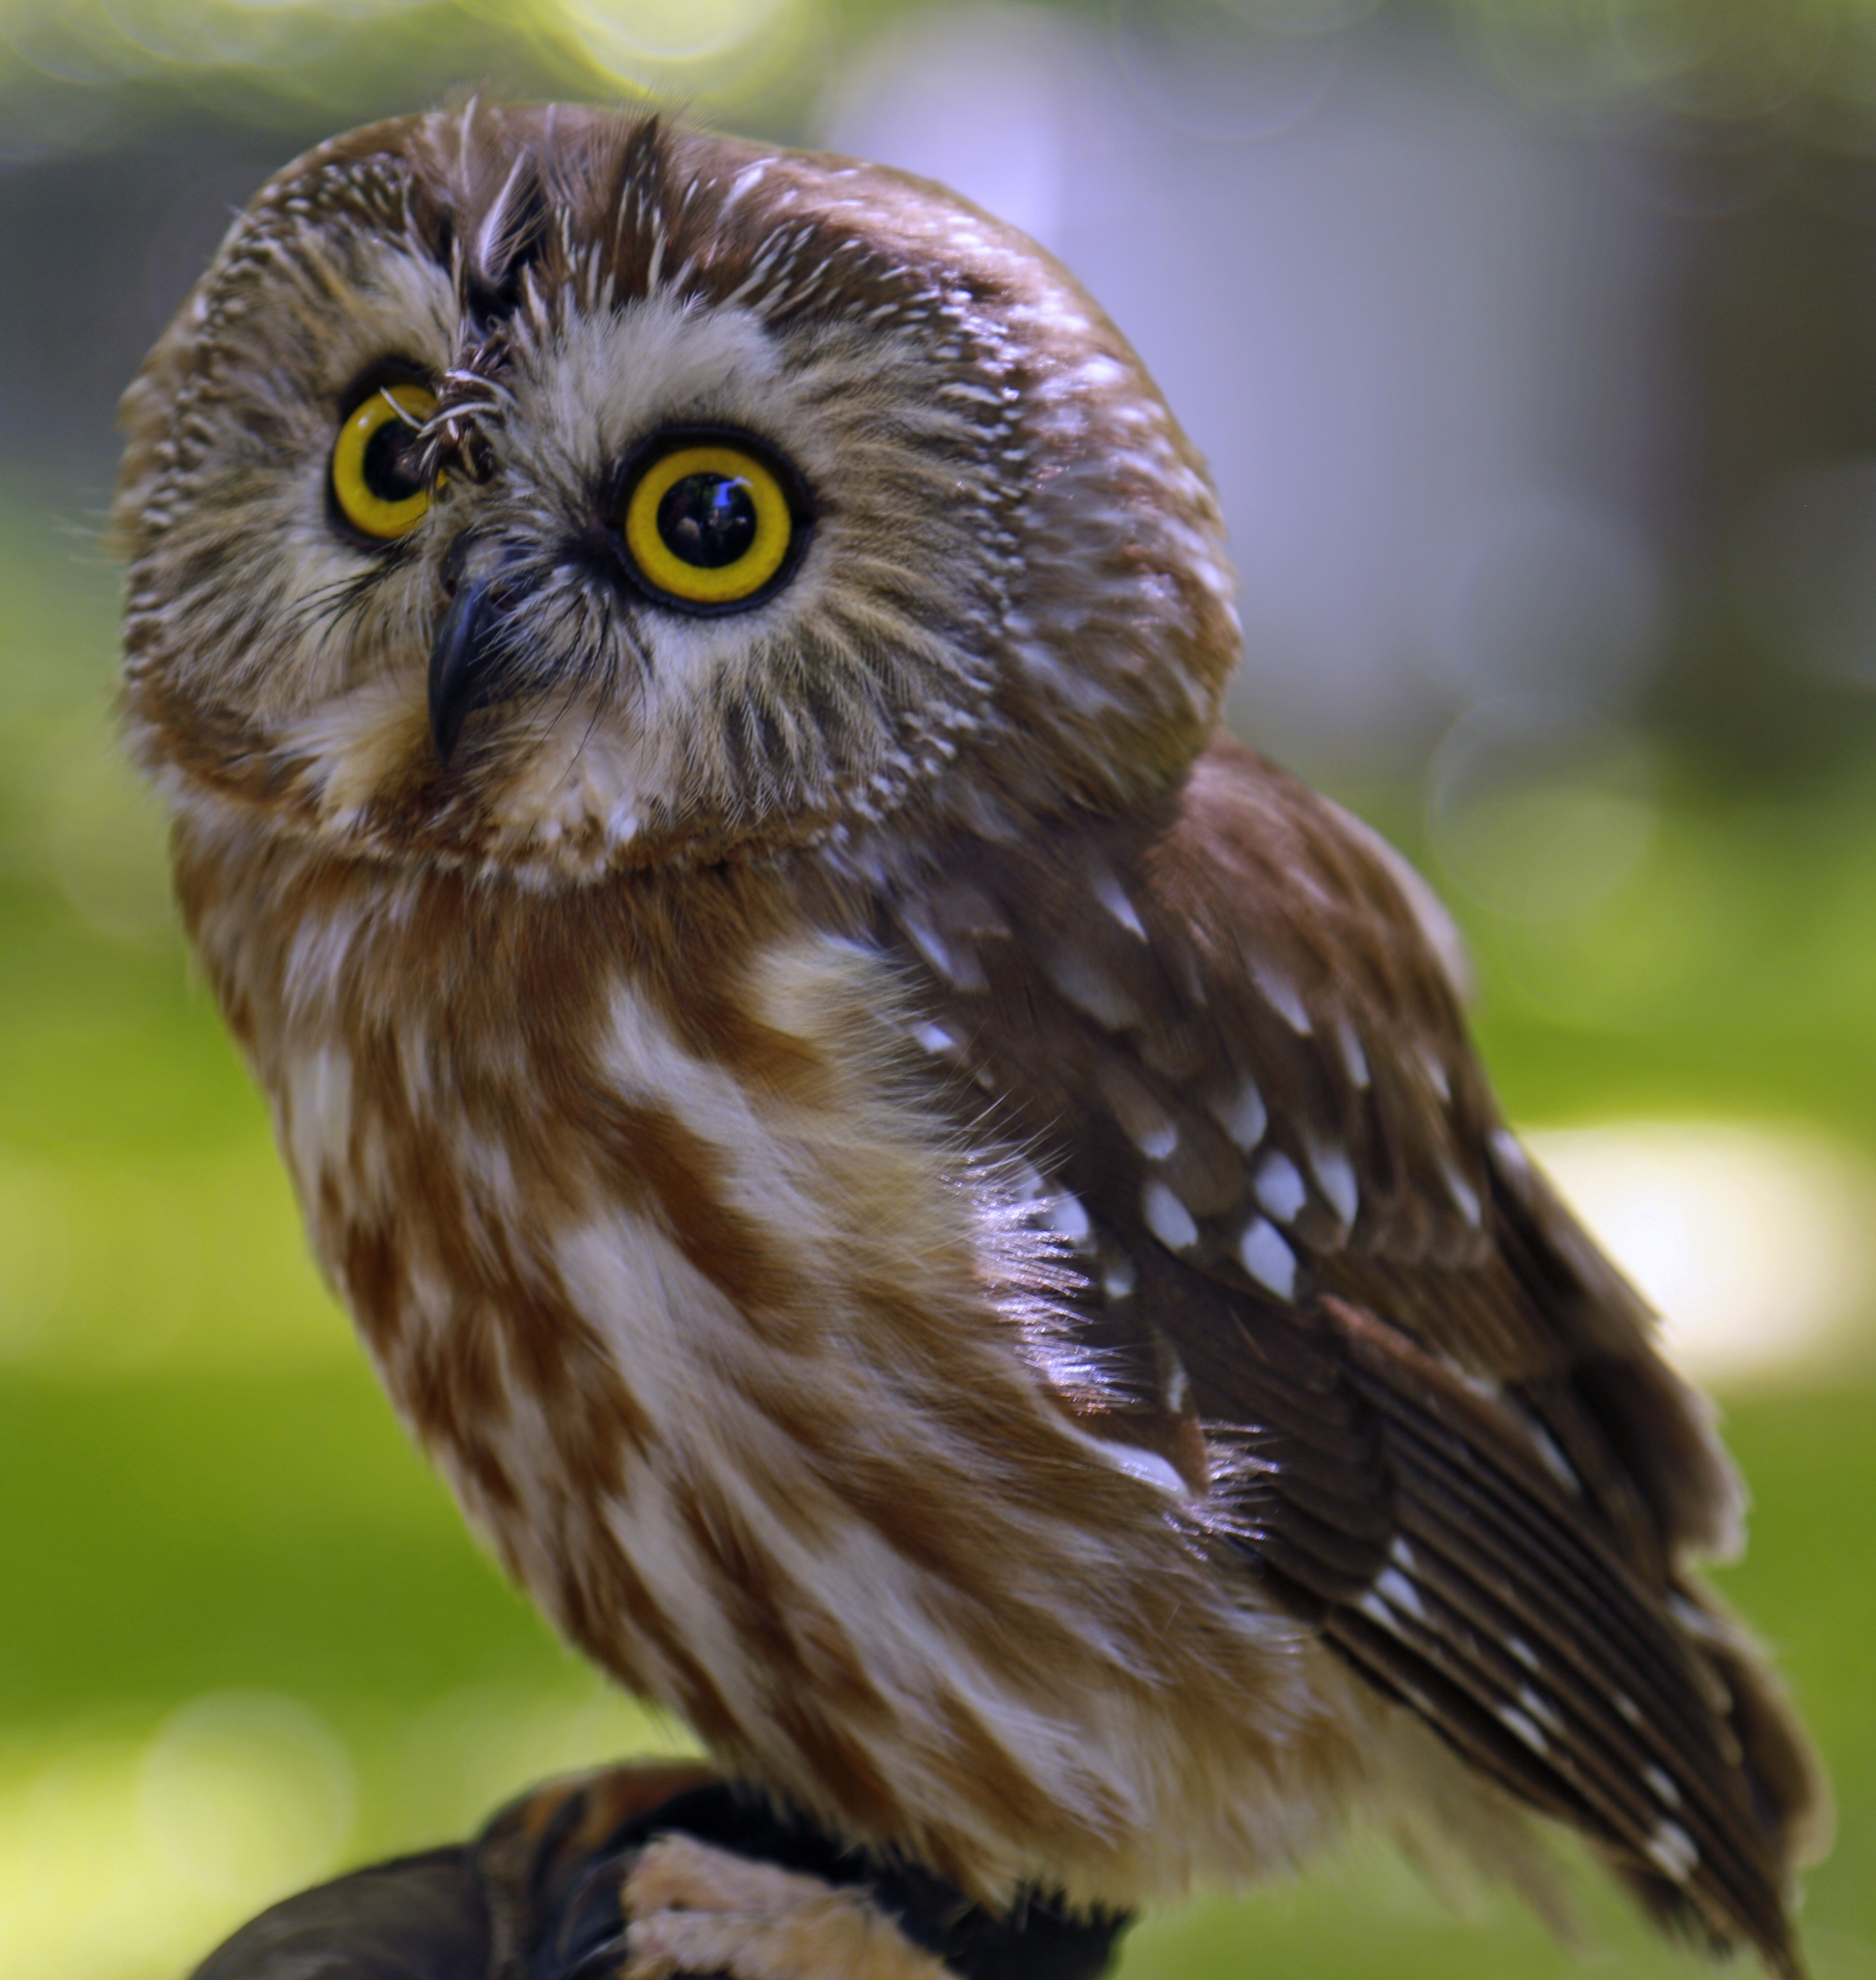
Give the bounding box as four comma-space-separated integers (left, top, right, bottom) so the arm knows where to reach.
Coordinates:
429, 536, 523, 767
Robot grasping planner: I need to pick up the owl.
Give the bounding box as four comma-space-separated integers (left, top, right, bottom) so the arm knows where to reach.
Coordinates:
118, 103, 1826, 1980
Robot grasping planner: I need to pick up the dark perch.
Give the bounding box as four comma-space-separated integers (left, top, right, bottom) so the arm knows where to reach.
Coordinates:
190, 1761, 1132, 1980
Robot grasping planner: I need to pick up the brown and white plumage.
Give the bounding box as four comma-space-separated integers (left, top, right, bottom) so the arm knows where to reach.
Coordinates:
118, 101, 1825, 1979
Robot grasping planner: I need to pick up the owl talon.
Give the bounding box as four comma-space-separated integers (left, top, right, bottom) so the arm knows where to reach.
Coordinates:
621, 1835, 955, 1980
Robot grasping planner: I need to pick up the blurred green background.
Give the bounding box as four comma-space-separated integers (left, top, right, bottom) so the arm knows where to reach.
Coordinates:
6, 0, 1876, 1975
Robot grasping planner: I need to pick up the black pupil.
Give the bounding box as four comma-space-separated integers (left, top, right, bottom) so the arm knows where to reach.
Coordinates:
657, 473, 759, 569
362, 411, 425, 504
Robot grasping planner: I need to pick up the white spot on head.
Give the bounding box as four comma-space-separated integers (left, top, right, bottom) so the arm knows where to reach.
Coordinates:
1643, 1764, 1682, 1808
1143, 1181, 1198, 1252
719, 159, 771, 217
1644, 1819, 1699, 1882
912, 1022, 957, 1057
1497, 1705, 1549, 1755
1209, 1079, 1268, 1151
1254, 1151, 1307, 1224
1237, 1218, 1296, 1299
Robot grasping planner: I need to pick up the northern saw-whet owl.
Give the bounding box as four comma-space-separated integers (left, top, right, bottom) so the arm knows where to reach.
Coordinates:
116, 103, 1828, 1980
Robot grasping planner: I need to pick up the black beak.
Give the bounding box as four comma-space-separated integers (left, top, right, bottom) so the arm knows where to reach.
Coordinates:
429, 536, 527, 767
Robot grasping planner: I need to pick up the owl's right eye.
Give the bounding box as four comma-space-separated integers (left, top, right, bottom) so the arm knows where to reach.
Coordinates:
616, 429, 810, 613
330, 382, 438, 541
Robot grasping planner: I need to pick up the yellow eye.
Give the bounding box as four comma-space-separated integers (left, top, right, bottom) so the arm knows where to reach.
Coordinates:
622, 441, 797, 609
330, 382, 438, 541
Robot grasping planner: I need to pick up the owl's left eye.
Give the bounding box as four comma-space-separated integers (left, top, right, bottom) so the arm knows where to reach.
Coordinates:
619, 433, 807, 613
330, 381, 438, 541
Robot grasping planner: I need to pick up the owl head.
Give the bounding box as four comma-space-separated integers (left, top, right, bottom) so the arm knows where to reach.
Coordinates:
116, 103, 1238, 880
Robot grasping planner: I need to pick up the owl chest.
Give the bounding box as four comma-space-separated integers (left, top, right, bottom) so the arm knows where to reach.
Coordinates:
276, 968, 929, 1406
203, 874, 1325, 1902
256, 908, 1039, 1562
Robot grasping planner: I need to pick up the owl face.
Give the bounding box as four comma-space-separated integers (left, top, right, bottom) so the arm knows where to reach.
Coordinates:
118, 105, 1238, 879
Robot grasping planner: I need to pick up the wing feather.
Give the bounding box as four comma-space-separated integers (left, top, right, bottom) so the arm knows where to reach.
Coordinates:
880, 734, 1824, 1971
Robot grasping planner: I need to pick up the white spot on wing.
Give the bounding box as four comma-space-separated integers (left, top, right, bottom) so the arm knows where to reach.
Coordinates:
1237, 1218, 1296, 1299
1101, 1070, 1183, 1162
1526, 1422, 1582, 1496
1643, 1764, 1682, 1808
1254, 1151, 1307, 1223
1517, 1684, 1563, 1736
1441, 1157, 1482, 1225
1143, 1181, 1198, 1252
1355, 1589, 1402, 1633
1064, 1426, 1188, 1498
1043, 1192, 1091, 1242
1309, 1142, 1359, 1227
1250, 959, 1313, 1035
902, 915, 985, 992
1209, 1079, 1268, 1151
1091, 870, 1146, 940
1044, 949, 1139, 1030
1644, 1819, 1699, 1882
1374, 1567, 1427, 1623
1614, 1690, 1643, 1725
912, 1022, 956, 1057
1337, 1017, 1371, 1089
1497, 1705, 1549, 1755
1507, 1635, 1541, 1672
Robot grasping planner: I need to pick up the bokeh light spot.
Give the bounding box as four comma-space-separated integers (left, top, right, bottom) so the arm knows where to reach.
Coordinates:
138, 1691, 355, 1904
1525, 1120, 1876, 1388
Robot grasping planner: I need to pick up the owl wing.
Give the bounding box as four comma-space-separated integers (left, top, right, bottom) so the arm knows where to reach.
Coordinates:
883, 735, 1821, 1977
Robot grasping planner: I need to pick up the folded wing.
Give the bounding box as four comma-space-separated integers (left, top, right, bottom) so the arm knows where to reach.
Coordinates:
881, 735, 1825, 1975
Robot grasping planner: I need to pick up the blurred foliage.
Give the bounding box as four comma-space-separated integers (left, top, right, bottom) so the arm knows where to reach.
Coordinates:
12, 0, 1876, 151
